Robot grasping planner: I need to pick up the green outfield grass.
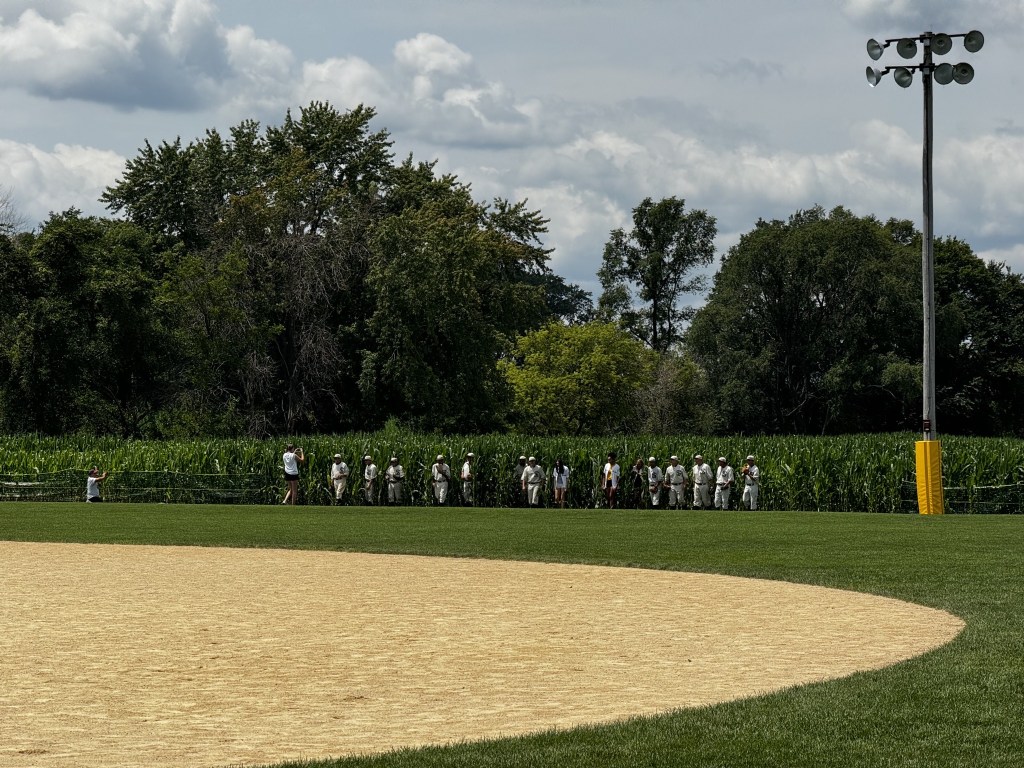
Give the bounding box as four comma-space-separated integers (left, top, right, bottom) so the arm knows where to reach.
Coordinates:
2, 503, 1022, 768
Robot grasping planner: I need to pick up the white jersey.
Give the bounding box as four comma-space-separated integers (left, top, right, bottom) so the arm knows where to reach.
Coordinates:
745, 464, 760, 486
693, 463, 714, 486
386, 464, 404, 482
648, 466, 663, 487
283, 451, 300, 475
716, 465, 735, 487
331, 461, 349, 480
522, 464, 545, 485
364, 463, 378, 481
462, 461, 473, 481
432, 463, 451, 482
665, 464, 688, 486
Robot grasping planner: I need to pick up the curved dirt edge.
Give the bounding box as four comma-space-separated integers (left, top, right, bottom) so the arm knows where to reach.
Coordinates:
0, 542, 964, 768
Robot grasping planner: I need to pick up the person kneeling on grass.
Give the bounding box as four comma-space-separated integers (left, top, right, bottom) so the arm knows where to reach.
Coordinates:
86, 467, 108, 502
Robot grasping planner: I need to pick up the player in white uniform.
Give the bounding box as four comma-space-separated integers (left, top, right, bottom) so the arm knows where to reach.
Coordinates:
742, 455, 760, 510
663, 455, 688, 509
692, 454, 714, 509
647, 456, 664, 507
330, 454, 349, 504
714, 457, 735, 510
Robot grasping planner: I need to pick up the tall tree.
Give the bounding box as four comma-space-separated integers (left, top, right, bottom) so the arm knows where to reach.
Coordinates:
685, 206, 921, 435
598, 196, 716, 353
499, 322, 658, 435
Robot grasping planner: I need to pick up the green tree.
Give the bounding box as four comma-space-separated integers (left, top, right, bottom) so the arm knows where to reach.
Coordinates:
685, 206, 920, 434
0, 211, 175, 435
598, 196, 717, 353
500, 322, 658, 435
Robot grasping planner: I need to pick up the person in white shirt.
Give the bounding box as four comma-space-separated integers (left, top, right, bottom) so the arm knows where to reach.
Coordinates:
432, 454, 452, 505
647, 456, 664, 507
742, 455, 760, 510
521, 456, 545, 507
715, 456, 735, 510
692, 454, 714, 509
281, 444, 305, 505
330, 454, 349, 504
551, 458, 570, 508
85, 467, 108, 502
363, 455, 378, 504
385, 456, 405, 504
461, 452, 475, 506
663, 455, 688, 509
601, 452, 621, 508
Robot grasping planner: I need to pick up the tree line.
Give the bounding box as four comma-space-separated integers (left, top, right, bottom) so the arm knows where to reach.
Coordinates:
1, 102, 1022, 438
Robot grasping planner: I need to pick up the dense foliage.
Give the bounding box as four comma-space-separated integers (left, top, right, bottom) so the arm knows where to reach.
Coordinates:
684, 206, 1024, 436
1, 431, 1021, 513
2, 107, 1023, 438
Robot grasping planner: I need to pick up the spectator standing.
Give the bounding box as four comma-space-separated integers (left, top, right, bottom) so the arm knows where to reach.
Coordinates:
664, 455, 688, 509
647, 456, 664, 507
742, 455, 760, 510
715, 457, 735, 510
363, 455, 378, 504
692, 454, 713, 509
551, 458, 570, 508
602, 452, 621, 509
281, 444, 305, 505
330, 454, 349, 504
521, 456, 545, 507
85, 467, 108, 503
461, 453, 475, 506
630, 458, 646, 508
432, 454, 452, 505
513, 455, 528, 506
385, 456, 405, 505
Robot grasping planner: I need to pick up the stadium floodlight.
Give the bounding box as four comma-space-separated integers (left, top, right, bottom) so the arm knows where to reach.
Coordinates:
894, 67, 914, 87
964, 30, 985, 53
864, 29, 983, 514
931, 33, 953, 56
865, 66, 887, 86
953, 62, 975, 84
897, 37, 918, 58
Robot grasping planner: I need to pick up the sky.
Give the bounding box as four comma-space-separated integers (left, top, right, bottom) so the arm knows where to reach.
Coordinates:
1, 0, 1023, 300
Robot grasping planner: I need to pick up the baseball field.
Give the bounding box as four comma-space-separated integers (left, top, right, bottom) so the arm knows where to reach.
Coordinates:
1, 503, 1021, 768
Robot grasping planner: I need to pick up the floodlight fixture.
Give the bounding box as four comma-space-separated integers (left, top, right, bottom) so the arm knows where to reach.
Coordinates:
964, 30, 985, 53
867, 38, 886, 60
953, 62, 975, 84
897, 37, 919, 58
865, 66, 887, 86
931, 33, 953, 55
934, 62, 954, 85
894, 67, 914, 87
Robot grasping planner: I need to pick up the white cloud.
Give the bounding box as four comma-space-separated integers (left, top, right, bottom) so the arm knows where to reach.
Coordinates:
0, 140, 124, 225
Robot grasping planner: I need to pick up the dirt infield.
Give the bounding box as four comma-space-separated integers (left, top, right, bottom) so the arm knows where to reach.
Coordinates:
1, 542, 963, 768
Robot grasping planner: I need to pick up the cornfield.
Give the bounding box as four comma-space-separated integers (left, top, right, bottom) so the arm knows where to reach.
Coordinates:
1, 431, 1022, 512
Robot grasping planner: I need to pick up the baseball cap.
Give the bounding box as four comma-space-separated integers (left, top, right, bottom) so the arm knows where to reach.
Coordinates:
333, 454, 342, 459
746, 455, 755, 461
364, 454, 372, 460
466, 452, 475, 458
648, 456, 657, 463
519, 455, 527, 460
718, 456, 727, 462
670, 455, 679, 460
436, 454, 444, 461
390, 456, 398, 462
694, 454, 703, 460
528, 455, 536, 461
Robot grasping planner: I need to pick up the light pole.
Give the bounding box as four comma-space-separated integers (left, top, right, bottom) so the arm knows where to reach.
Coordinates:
865, 30, 983, 514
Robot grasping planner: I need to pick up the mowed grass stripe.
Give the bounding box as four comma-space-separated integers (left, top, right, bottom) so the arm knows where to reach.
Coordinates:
2, 504, 1022, 768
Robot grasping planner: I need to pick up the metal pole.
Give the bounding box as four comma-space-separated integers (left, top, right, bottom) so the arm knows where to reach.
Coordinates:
921, 33, 936, 441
